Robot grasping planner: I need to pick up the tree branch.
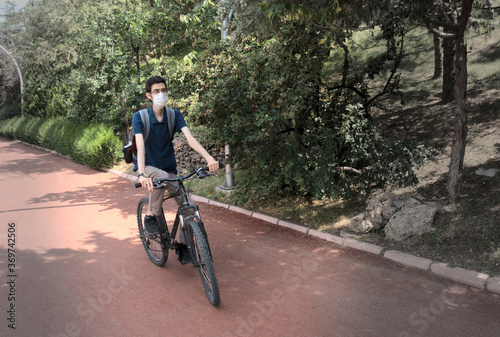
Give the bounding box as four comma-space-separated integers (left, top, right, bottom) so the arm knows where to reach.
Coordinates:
336, 166, 362, 174
423, 16, 458, 32
474, 6, 500, 10
321, 41, 368, 102
428, 26, 456, 39
367, 30, 406, 106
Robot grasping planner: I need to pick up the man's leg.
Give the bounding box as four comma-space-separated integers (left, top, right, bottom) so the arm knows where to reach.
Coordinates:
143, 167, 196, 241
164, 177, 197, 244
144, 166, 171, 216
162, 172, 197, 264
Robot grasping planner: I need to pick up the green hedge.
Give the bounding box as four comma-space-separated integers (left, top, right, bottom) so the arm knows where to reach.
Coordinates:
0, 116, 122, 169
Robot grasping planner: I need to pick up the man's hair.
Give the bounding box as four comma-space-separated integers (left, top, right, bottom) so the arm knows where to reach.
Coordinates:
145, 76, 167, 93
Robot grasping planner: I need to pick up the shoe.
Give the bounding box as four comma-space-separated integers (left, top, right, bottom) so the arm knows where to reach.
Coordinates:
177, 243, 192, 264
144, 215, 159, 235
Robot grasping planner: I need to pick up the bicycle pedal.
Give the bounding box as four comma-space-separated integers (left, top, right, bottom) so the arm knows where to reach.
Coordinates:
145, 232, 159, 239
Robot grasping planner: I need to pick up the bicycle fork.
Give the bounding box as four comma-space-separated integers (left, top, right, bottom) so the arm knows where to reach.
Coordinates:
178, 206, 214, 265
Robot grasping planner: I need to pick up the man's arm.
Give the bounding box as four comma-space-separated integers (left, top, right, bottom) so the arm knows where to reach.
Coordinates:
181, 126, 219, 173
135, 133, 153, 192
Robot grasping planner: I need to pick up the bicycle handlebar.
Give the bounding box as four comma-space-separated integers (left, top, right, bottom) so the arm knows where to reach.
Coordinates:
134, 162, 224, 189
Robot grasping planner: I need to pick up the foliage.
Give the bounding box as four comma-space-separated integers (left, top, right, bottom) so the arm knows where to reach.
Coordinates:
74, 124, 122, 169
177, 35, 435, 201
0, 116, 121, 169
2, 0, 455, 201
0, 42, 21, 118
4, 0, 217, 134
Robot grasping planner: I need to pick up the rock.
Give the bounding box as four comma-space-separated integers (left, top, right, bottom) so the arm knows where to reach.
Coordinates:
393, 195, 421, 210
347, 193, 442, 238
364, 192, 398, 230
475, 168, 499, 177
348, 213, 373, 233
173, 137, 225, 174
423, 201, 445, 214
384, 204, 437, 241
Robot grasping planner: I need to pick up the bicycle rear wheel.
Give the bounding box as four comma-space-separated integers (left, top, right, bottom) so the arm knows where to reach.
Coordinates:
186, 220, 220, 306
137, 198, 168, 266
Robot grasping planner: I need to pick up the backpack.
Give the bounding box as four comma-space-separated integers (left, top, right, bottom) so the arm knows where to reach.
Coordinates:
123, 108, 176, 164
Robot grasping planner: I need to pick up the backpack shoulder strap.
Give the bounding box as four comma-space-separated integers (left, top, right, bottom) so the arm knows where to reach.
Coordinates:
139, 109, 150, 142
166, 107, 175, 141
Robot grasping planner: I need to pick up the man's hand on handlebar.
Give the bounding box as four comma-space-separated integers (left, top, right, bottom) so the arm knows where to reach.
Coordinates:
207, 159, 219, 173
139, 175, 154, 192
135, 162, 222, 189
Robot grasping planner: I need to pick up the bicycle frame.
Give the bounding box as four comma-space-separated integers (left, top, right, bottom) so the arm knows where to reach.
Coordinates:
136, 164, 221, 306
152, 176, 213, 264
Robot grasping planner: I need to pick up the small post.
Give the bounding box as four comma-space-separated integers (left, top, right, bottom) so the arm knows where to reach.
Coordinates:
218, 6, 234, 192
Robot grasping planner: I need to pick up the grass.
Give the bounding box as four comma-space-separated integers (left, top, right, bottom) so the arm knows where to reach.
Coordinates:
114, 23, 500, 276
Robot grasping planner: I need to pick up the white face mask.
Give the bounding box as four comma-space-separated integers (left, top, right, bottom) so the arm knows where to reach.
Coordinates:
152, 92, 168, 109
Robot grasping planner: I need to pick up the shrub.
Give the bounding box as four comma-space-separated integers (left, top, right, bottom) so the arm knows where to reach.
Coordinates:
0, 117, 122, 169
0, 117, 20, 138
176, 40, 435, 202
37, 118, 59, 149
0, 105, 20, 120
11, 117, 27, 141
21, 117, 44, 145
74, 124, 122, 169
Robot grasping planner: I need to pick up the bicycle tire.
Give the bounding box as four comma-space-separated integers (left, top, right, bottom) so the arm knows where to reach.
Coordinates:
186, 220, 220, 306
137, 198, 168, 266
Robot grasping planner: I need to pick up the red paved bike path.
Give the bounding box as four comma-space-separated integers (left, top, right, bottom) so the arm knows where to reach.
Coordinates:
1, 138, 499, 337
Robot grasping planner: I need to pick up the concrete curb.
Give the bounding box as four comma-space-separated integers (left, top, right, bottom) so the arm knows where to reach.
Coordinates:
384, 250, 433, 271
486, 277, 500, 294
229, 205, 252, 216
278, 220, 310, 234
430, 263, 490, 289
108, 169, 138, 182
111, 169, 500, 295
252, 212, 280, 225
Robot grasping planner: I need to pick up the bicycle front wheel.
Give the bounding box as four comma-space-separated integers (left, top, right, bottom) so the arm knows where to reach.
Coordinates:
137, 198, 168, 266
186, 220, 220, 306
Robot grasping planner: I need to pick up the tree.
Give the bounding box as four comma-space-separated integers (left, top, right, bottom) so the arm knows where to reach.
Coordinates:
0, 0, 22, 117
9, 0, 79, 117
425, 0, 474, 203
179, 0, 434, 201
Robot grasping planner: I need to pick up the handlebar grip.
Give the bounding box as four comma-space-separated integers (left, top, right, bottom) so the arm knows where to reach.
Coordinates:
135, 182, 142, 188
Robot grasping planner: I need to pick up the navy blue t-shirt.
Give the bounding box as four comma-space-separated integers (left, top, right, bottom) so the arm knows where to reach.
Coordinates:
132, 106, 187, 174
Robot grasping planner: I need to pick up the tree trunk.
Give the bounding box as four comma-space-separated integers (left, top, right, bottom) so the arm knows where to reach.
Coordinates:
432, 25, 442, 79
447, 0, 472, 203
442, 30, 455, 102
487, 0, 495, 19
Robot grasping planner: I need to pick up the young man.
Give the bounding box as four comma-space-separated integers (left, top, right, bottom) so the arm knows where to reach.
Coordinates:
133, 76, 218, 262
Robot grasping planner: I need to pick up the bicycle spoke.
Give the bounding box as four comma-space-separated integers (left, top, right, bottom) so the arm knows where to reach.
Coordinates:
187, 221, 220, 306
137, 198, 168, 266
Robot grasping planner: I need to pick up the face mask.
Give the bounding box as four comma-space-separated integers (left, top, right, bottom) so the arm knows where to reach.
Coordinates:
152, 92, 168, 109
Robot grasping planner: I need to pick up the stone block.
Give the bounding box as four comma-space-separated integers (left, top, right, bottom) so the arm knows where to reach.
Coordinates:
384, 250, 432, 270
343, 238, 383, 255
228, 205, 253, 216
486, 277, 500, 294
277, 220, 309, 234
309, 229, 344, 245
252, 212, 279, 224
430, 263, 489, 289
208, 200, 230, 209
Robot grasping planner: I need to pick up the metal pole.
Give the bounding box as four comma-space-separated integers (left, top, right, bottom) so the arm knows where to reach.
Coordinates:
0, 43, 23, 116
220, 8, 234, 190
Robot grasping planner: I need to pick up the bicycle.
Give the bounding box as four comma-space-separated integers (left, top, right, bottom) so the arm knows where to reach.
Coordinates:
135, 165, 221, 306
